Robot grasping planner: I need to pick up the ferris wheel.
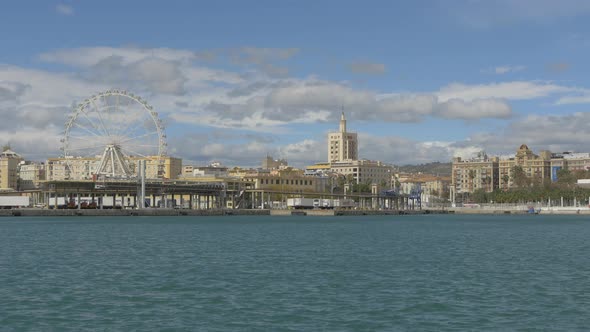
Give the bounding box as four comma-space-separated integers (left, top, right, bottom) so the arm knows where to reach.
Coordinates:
61, 89, 167, 178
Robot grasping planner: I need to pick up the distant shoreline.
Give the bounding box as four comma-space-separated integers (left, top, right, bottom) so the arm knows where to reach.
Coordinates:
1, 207, 588, 217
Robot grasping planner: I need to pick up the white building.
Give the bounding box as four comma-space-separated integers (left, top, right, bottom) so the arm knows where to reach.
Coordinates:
330, 159, 394, 186
18, 161, 46, 190
185, 166, 229, 178
46, 156, 181, 181
328, 113, 358, 163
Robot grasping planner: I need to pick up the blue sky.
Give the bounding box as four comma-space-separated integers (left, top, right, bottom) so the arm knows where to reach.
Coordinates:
2, 0, 590, 166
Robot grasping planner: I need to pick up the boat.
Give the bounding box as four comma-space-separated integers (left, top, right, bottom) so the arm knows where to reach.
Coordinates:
527, 206, 540, 214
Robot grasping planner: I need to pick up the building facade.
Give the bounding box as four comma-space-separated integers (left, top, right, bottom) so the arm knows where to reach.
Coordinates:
452, 145, 552, 195
498, 145, 551, 190
46, 156, 182, 180
550, 152, 590, 182
182, 165, 229, 178
261, 155, 288, 170
0, 149, 23, 190
243, 170, 330, 193
328, 113, 358, 163
452, 154, 499, 195
18, 162, 46, 190
330, 159, 394, 186
399, 174, 451, 206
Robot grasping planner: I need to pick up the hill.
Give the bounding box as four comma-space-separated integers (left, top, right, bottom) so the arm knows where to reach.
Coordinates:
397, 162, 452, 176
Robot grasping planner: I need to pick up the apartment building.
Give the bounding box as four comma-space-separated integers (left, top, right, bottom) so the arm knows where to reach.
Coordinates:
498, 145, 551, 190
452, 154, 499, 194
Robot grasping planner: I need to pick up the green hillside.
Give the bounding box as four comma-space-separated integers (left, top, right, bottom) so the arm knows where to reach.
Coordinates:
397, 162, 452, 176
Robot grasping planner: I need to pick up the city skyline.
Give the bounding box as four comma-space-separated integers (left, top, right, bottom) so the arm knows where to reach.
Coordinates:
2, 1, 590, 167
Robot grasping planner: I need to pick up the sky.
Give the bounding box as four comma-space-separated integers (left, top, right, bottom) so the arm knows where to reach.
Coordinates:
2, 0, 590, 167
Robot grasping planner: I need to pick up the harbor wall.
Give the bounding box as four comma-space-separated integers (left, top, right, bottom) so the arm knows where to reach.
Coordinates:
0, 208, 270, 217
2, 207, 589, 217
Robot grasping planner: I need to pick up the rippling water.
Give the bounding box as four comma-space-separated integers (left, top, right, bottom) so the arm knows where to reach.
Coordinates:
1, 214, 590, 331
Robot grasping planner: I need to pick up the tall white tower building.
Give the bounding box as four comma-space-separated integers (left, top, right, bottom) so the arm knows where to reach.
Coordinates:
328, 112, 358, 163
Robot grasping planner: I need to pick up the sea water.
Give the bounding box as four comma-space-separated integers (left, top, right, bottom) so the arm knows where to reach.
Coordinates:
1, 214, 589, 331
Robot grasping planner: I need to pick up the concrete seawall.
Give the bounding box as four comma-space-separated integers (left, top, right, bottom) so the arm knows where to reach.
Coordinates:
0, 208, 270, 217
2, 207, 588, 217
2, 208, 446, 217
270, 209, 449, 216
449, 207, 590, 215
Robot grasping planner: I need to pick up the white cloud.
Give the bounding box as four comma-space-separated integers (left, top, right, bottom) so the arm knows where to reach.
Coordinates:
357, 111, 590, 165
437, 98, 512, 120
437, 81, 572, 102
0, 127, 63, 161
277, 139, 323, 165
0, 65, 107, 105
5, 45, 590, 166
37, 47, 537, 126
40, 46, 197, 67
206, 80, 512, 124
171, 136, 279, 167
358, 134, 464, 165
555, 94, 590, 105
56, 4, 74, 16
39, 47, 244, 96
447, 112, 590, 158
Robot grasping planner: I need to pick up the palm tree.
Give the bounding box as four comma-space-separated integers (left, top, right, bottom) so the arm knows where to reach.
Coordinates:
511, 165, 530, 188
482, 176, 492, 192
502, 174, 510, 190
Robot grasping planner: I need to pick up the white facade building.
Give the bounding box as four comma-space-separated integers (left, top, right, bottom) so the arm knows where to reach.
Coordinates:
330, 159, 394, 186
18, 161, 46, 190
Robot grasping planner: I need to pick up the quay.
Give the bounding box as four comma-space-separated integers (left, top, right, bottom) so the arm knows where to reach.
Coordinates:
0, 208, 447, 217
1, 207, 588, 217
